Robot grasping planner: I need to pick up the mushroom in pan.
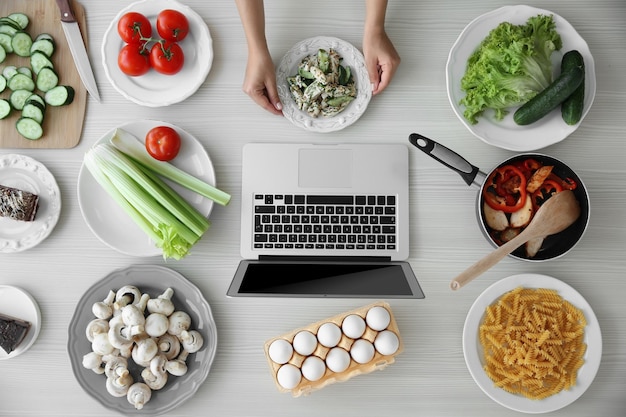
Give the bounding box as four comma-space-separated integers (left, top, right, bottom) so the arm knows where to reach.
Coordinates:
179, 330, 204, 353
167, 311, 191, 336
92, 290, 116, 320
147, 288, 175, 316
126, 382, 152, 410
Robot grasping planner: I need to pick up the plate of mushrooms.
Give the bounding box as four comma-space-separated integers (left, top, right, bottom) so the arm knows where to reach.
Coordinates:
67, 265, 217, 415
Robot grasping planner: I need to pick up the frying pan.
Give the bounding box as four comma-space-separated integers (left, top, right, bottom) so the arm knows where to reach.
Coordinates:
408, 133, 590, 261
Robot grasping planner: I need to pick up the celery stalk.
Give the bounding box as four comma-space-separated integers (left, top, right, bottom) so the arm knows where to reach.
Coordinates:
110, 128, 231, 206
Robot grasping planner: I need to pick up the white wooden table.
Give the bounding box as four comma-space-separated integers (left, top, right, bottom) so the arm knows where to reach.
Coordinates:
1, 1, 625, 416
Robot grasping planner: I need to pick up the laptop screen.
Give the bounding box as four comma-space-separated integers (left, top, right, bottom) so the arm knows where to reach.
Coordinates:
227, 258, 425, 299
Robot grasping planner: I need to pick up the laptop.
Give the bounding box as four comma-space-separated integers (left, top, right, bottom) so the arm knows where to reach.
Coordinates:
227, 142, 424, 299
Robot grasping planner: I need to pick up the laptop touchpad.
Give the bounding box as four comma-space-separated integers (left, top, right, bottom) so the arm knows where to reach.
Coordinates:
299, 149, 352, 188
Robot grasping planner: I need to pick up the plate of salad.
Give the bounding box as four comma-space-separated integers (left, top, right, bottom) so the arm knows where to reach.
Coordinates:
446, 5, 596, 151
77, 120, 228, 259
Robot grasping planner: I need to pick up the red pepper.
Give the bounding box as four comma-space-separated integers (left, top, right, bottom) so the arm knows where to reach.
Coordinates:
531, 179, 563, 211
483, 165, 528, 213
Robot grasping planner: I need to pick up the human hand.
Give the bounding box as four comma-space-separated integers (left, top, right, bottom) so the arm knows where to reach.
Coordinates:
363, 30, 401, 95
241, 49, 283, 115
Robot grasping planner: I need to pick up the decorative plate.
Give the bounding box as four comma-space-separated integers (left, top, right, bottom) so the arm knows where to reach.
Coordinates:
0, 285, 41, 360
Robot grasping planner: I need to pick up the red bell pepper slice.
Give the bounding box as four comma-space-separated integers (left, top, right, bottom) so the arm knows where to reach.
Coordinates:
483, 165, 528, 213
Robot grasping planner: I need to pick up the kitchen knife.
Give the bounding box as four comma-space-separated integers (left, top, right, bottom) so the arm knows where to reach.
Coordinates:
55, 0, 100, 102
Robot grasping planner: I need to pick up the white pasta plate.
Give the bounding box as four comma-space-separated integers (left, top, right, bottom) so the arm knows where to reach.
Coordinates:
276, 36, 372, 133
67, 265, 217, 415
446, 5, 596, 151
463, 273, 602, 413
77, 119, 216, 257
0, 154, 61, 253
0, 285, 41, 360
102, 0, 212, 107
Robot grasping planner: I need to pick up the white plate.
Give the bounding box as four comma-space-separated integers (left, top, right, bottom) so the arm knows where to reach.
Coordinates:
0, 154, 61, 253
67, 265, 218, 415
463, 274, 602, 414
77, 120, 216, 257
276, 36, 372, 133
446, 5, 596, 151
0, 285, 41, 360
102, 0, 213, 107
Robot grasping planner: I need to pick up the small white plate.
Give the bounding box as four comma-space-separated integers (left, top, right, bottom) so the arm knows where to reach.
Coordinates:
0, 285, 41, 360
446, 5, 596, 151
67, 265, 218, 415
0, 154, 61, 253
77, 120, 216, 257
463, 274, 602, 414
101, 0, 213, 107
276, 36, 372, 133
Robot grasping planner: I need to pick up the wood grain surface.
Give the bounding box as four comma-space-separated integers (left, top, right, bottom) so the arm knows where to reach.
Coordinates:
0, 0, 87, 149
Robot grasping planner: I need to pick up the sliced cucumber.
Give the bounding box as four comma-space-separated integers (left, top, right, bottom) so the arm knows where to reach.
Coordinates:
17, 66, 33, 78
35, 33, 54, 42
10, 31, 32, 57
0, 17, 22, 30
0, 99, 11, 119
16, 117, 43, 140
0, 24, 18, 37
10, 89, 33, 110
0, 74, 6, 93
7, 13, 29, 30
22, 102, 44, 124
30, 51, 54, 74
2, 65, 18, 80
7, 72, 35, 91
30, 38, 55, 57
0, 32, 13, 53
35, 67, 58, 92
0, 43, 5, 63
44, 85, 74, 106
25, 93, 46, 110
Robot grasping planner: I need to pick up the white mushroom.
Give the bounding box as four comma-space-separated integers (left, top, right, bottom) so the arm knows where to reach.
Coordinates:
145, 313, 169, 338
132, 337, 158, 367
121, 293, 149, 327
82, 351, 105, 374
106, 371, 133, 397
107, 315, 134, 351
165, 350, 189, 376
126, 382, 152, 410
92, 332, 115, 356
147, 288, 175, 316
104, 355, 129, 380
85, 318, 109, 342
179, 330, 204, 353
167, 311, 191, 336
157, 333, 181, 360
142, 354, 168, 390
92, 290, 116, 320
114, 285, 142, 310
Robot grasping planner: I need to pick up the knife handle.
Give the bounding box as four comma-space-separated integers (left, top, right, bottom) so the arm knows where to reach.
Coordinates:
56, 0, 76, 23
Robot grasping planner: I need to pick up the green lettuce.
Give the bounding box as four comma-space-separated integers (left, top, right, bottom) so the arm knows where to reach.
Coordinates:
460, 14, 563, 124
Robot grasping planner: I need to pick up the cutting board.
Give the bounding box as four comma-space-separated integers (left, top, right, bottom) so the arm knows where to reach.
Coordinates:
0, 0, 88, 149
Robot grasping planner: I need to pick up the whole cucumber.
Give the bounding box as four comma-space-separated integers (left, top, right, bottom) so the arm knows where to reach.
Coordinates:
561, 50, 585, 125
514, 63, 584, 126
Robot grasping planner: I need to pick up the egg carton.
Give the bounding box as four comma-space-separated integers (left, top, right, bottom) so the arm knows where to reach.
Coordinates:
264, 301, 403, 397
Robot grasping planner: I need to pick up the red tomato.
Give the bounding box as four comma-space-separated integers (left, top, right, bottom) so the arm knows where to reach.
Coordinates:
156, 9, 189, 42
118, 43, 151, 76
145, 126, 181, 161
117, 12, 152, 44
149, 41, 184, 75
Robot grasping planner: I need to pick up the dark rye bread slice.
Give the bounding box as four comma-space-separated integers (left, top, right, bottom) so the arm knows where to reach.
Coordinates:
0, 184, 39, 221
0, 313, 31, 354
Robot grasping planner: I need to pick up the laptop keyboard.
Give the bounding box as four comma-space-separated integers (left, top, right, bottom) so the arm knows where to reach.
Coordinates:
253, 194, 397, 251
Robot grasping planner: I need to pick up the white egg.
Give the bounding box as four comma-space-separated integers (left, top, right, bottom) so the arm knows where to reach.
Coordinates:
374, 330, 400, 356
316, 322, 342, 348
350, 339, 375, 364
342, 314, 366, 339
292, 330, 317, 356
268, 339, 294, 364
325, 347, 351, 373
366, 306, 391, 331
276, 363, 302, 390
301, 355, 326, 382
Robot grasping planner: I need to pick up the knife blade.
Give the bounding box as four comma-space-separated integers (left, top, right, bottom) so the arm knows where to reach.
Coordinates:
55, 0, 100, 102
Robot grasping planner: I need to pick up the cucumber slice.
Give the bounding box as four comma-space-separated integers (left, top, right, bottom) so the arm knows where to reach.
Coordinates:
2, 65, 18, 80
7, 13, 29, 30
0, 74, 6, 93
35, 33, 54, 42
10, 89, 33, 110
7, 73, 35, 91
16, 117, 43, 140
26, 93, 46, 110
35, 67, 58, 92
0, 99, 11, 119
0, 17, 21, 30
17, 66, 33, 78
11, 31, 32, 57
0, 24, 18, 37
30, 51, 54, 74
22, 102, 44, 124
0, 43, 5, 64
30, 38, 55, 57
0, 32, 13, 53
44, 85, 74, 106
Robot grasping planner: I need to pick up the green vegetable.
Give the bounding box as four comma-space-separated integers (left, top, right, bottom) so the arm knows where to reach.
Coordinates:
560, 50, 585, 125
513, 65, 583, 125
110, 128, 231, 206
84, 143, 212, 260
460, 14, 563, 124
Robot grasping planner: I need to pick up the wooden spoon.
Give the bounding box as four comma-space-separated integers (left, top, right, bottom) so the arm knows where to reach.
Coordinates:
450, 190, 581, 291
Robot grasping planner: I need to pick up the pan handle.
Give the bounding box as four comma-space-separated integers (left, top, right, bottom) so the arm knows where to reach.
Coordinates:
408, 133, 482, 186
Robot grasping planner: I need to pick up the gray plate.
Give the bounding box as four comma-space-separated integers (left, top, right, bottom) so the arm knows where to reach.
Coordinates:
67, 265, 217, 415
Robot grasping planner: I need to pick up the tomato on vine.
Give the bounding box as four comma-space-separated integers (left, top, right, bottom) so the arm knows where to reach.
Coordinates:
117, 12, 152, 44
118, 43, 151, 76
149, 41, 185, 75
156, 9, 189, 42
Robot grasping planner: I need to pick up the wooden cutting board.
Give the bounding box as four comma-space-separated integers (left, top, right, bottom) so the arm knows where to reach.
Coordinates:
0, 0, 88, 149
